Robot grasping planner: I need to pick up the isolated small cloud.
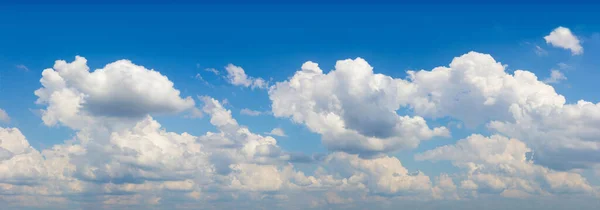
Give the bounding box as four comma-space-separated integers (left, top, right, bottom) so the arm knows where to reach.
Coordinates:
205, 68, 220, 75
265, 128, 286, 137
544, 69, 567, 84
544, 26, 583, 55
195, 73, 204, 80
0, 108, 10, 123
15, 64, 29, 72
225, 64, 267, 89
534, 45, 548, 56
240, 108, 262, 116
194, 73, 213, 87
557, 62, 572, 70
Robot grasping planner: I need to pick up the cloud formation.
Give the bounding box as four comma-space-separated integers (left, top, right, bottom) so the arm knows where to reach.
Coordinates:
2, 52, 600, 209
34, 56, 195, 129
269, 59, 449, 156
417, 134, 595, 197
225, 64, 267, 89
265, 128, 286, 137
544, 26, 583, 55
271, 51, 600, 171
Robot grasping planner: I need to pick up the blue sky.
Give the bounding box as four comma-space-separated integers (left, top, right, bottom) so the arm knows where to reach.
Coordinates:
1, 3, 600, 209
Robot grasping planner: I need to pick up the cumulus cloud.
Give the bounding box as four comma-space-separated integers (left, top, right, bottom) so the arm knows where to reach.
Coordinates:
225, 64, 267, 89
417, 134, 595, 197
544, 69, 567, 84
544, 26, 583, 55
272, 51, 600, 171
269, 59, 449, 156
322, 152, 433, 196
4, 52, 600, 209
265, 128, 286, 137
400, 52, 600, 170
0, 95, 313, 208
0, 108, 9, 123
0, 127, 49, 185
34, 56, 195, 129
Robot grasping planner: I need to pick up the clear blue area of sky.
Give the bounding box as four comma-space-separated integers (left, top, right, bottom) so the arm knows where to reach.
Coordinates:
1, 3, 599, 176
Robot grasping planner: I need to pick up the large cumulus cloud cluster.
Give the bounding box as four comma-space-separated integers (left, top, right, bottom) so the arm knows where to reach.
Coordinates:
1, 51, 599, 209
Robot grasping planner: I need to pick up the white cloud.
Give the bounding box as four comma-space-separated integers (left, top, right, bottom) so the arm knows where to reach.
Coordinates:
403, 52, 600, 170
240, 108, 263, 116
322, 152, 433, 195
544, 26, 583, 55
265, 128, 286, 137
4, 52, 600, 208
269, 59, 449, 156
0, 127, 48, 185
544, 69, 567, 84
416, 134, 595, 196
225, 64, 267, 89
0, 108, 9, 123
34, 56, 195, 129
272, 51, 600, 171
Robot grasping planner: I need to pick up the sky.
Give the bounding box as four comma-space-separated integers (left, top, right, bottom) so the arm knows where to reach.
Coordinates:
1, 2, 600, 210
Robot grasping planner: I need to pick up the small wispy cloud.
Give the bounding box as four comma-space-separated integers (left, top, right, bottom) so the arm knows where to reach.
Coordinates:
534, 45, 548, 56
557, 62, 572, 71
15, 64, 29, 72
265, 127, 286, 137
544, 69, 567, 84
195, 73, 213, 87
240, 108, 263, 116
205, 68, 220, 75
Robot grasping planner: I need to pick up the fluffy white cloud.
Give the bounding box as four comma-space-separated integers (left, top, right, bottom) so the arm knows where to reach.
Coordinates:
404, 52, 600, 170
225, 64, 267, 89
0, 127, 48, 185
265, 128, 286, 137
4, 52, 600, 209
416, 134, 595, 197
544, 69, 567, 84
269, 59, 449, 156
0, 95, 309, 207
34, 56, 195, 129
544, 26, 583, 55
322, 152, 433, 196
406, 52, 565, 127
0, 108, 9, 123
